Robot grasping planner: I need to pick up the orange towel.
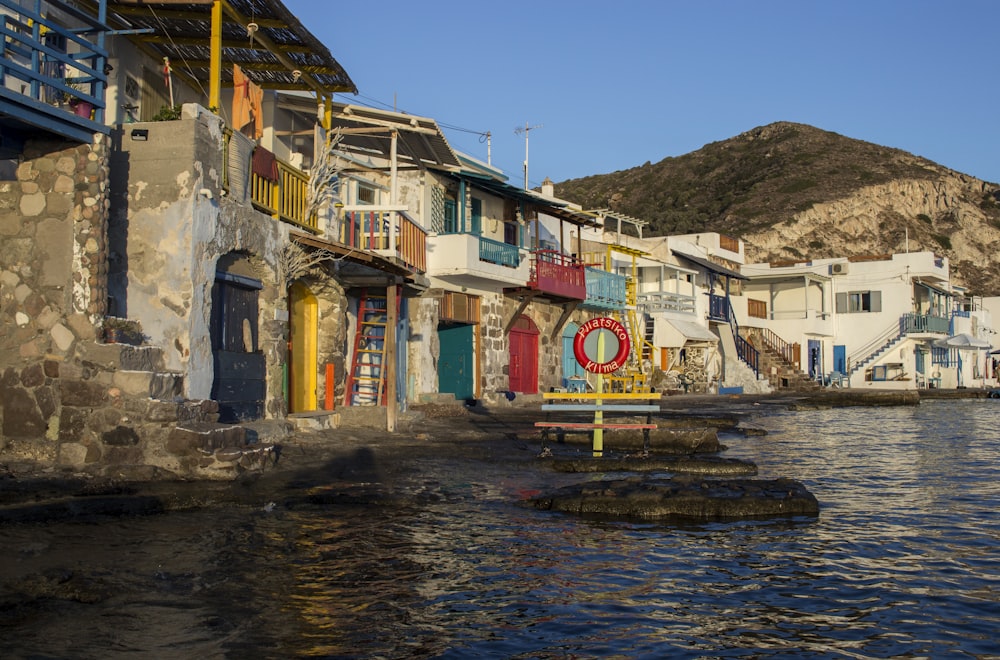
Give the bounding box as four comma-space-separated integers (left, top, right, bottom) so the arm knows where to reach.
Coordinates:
232, 64, 263, 139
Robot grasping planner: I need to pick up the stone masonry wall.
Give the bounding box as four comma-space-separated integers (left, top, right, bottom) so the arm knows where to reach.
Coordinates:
0, 136, 111, 455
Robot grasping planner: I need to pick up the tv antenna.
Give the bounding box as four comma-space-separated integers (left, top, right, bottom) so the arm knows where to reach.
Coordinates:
514, 122, 542, 189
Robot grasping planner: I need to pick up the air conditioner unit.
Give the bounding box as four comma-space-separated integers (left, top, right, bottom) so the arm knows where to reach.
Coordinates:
830, 262, 849, 275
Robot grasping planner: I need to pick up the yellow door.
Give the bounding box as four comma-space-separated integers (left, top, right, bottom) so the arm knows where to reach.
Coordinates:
289, 281, 318, 412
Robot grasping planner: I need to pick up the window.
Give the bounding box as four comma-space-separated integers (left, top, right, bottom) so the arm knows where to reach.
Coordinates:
357, 184, 375, 204
836, 290, 882, 313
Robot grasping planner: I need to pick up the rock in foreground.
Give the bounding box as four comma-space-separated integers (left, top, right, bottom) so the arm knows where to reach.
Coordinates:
530, 475, 819, 521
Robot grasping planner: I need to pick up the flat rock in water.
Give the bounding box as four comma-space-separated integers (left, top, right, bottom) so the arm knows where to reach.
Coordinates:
530, 475, 819, 521
550, 455, 758, 476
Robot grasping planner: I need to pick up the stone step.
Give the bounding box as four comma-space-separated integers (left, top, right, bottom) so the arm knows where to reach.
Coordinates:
288, 410, 340, 431
112, 370, 184, 400
80, 341, 166, 372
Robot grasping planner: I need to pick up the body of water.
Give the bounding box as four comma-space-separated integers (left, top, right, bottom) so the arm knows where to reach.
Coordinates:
1, 399, 998, 658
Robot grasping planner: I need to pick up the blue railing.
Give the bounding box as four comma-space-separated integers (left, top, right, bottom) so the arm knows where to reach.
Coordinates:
900, 313, 950, 334
582, 267, 627, 310
478, 236, 521, 268
0, 0, 110, 143
709, 293, 729, 321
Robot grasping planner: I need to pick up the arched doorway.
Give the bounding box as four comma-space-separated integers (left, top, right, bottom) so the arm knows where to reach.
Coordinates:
289, 281, 318, 412
210, 258, 265, 422
508, 315, 539, 394
561, 322, 587, 388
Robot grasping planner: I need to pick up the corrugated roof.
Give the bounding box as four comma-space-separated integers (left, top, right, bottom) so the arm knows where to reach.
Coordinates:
100, 0, 355, 96
672, 250, 747, 280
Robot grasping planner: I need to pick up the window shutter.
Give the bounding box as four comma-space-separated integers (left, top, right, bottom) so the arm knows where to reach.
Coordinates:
836, 292, 847, 313
870, 290, 882, 312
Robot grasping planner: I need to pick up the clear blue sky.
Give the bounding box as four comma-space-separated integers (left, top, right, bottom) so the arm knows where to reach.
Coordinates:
288, 0, 1000, 188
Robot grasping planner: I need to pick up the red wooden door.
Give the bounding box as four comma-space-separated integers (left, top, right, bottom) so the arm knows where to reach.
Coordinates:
508, 316, 539, 394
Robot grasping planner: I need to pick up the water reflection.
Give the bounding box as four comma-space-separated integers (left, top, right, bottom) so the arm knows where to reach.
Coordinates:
0, 400, 998, 657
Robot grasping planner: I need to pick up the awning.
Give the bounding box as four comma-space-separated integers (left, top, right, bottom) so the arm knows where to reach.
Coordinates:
653, 316, 718, 348
672, 250, 747, 280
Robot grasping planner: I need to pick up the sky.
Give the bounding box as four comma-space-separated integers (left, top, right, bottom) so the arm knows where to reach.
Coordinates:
287, 0, 1000, 188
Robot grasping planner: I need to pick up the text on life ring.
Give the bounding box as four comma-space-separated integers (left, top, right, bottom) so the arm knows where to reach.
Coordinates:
573, 317, 631, 374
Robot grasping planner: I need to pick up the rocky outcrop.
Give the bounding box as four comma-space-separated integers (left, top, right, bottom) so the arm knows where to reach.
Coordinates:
530, 475, 819, 520
744, 173, 1000, 295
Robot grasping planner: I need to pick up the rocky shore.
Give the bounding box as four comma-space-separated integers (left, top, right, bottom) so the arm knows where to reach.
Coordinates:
0, 388, 992, 524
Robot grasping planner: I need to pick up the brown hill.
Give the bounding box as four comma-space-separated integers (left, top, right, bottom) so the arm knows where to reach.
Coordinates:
553, 122, 1000, 296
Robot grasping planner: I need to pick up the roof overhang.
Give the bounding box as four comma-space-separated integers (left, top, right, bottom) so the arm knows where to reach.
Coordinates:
653, 316, 719, 348
672, 250, 747, 280
97, 0, 356, 96
324, 102, 461, 170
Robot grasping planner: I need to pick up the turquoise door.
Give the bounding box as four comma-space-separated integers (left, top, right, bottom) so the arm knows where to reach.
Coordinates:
561, 323, 586, 383
471, 198, 482, 235
438, 323, 474, 399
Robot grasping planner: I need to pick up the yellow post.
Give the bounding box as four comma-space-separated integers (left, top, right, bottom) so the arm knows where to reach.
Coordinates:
209, 0, 222, 112
594, 331, 605, 456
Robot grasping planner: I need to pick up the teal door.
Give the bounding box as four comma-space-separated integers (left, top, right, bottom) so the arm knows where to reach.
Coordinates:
561, 323, 586, 383
438, 323, 475, 399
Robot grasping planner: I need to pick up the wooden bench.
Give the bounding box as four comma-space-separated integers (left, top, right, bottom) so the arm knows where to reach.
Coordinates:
536, 391, 660, 453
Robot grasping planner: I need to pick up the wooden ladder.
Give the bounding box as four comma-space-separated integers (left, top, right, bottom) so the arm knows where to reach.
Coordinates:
345, 288, 389, 406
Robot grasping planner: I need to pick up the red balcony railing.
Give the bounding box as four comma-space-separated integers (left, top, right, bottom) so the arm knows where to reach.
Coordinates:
528, 249, 586, 300
341, 210, 427, 273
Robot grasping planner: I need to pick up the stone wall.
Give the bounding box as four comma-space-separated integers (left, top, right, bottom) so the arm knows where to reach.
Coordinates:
0, 135, 110, 452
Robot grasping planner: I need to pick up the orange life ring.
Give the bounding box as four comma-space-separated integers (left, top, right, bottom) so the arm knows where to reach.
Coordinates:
573, 317, 631, 374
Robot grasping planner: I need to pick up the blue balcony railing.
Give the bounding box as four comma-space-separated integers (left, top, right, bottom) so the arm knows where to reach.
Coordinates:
479, 236, 521, 268
582, 267, 627, 310
900, 313, 949, 335
0, 0, 109, 143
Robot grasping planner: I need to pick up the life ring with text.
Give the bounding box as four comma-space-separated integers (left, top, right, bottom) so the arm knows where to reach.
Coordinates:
573, 317, 631, 374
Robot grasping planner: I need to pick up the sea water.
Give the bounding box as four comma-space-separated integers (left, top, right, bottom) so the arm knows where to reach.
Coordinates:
1, 399, 997, 658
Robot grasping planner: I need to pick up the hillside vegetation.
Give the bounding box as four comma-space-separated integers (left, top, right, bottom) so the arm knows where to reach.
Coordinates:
553, 122, 1000, 295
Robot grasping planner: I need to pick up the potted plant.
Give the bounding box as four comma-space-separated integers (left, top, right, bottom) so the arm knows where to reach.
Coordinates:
101, 317, 144, 345
152, 104, 182, 121
64, 77, 94, 118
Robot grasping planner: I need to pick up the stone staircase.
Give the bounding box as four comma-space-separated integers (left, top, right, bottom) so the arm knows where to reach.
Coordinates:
66, 341, 285, 479
755, 343, 821, 392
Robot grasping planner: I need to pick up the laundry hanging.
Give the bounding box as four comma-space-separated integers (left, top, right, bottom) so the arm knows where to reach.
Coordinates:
232, 63, 263, 139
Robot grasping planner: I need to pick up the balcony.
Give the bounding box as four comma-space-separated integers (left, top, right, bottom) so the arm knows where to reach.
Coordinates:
426, 233, 529, 287
900, 312, 949, 336
637, 291, 696, 315
0, 0, 109, 144
709, 293, 729, 322
581, 267, 627, 311
341, 209, 427, 273
526, 249, 587, 301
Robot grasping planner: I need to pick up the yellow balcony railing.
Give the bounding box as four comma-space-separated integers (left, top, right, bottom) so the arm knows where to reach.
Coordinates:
223, 129, 318, 232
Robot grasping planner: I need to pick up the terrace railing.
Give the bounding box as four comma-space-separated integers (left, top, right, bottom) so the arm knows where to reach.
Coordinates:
528, 249, 586, 300
342, 210, 427, 273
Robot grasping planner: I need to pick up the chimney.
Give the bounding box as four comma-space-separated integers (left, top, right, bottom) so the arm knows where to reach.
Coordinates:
541, 176, 554, 197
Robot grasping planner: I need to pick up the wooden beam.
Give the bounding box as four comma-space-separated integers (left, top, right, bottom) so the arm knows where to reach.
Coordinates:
385, 283, 398, 432
551, 301, 579, 340
504, 295, 535, 335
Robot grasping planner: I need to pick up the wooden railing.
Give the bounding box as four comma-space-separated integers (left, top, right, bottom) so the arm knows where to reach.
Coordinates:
0, 0, 109, 142
582, 267, 628, 310
719, 234, 740, 253
757, 327, 800, 369
250, 158, 317, 232
479, 236, 521, 268
341, 210, 427, 272
529, 249, 587, 300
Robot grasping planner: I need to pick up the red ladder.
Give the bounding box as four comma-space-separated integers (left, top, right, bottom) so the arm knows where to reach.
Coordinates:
345, 288, 391, 406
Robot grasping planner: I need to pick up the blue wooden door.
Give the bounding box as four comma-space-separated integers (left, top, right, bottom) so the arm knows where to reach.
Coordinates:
833, 345, 846, 373
808, 339, 821, 380
438, 323, 474, 399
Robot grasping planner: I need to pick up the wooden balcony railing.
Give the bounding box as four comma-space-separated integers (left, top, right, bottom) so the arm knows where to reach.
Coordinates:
479, 236, 521, 268
0, 0, 109, 143
583, 267, 627, 310
250, 157, 317, 232
719, 234, 740, 253
341, 210, 427, 273
222, 129, 318, 232
529, 249, 586, 300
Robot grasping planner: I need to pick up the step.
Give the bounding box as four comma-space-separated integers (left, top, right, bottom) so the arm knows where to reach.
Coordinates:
112, 370, 184, 399
288, 410, 341, 431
